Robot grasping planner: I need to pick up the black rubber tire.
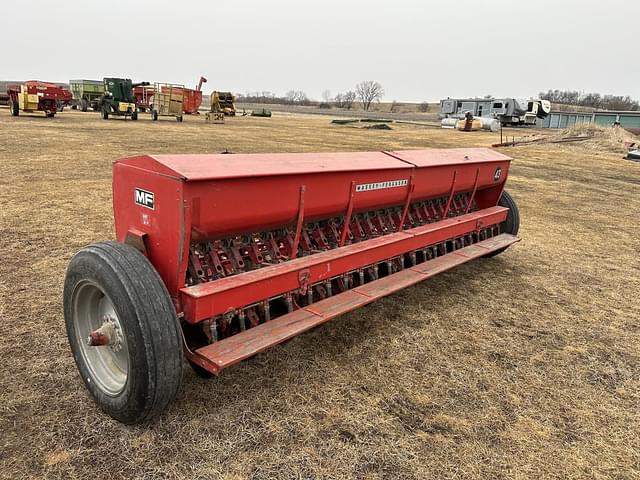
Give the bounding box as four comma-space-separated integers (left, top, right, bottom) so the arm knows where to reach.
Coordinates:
178, 115, 183, 123
485, 190, 520, 257
9, 99, 19, 116
131, 111, 138, 121
64, 242, 183, 423
46, 112, 55, 118
102, 107, 109, 120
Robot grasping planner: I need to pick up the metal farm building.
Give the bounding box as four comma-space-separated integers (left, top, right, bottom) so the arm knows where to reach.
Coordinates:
537, 110, 640, 134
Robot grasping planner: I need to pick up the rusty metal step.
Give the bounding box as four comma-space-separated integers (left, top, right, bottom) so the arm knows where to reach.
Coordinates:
190, 233, 519, 374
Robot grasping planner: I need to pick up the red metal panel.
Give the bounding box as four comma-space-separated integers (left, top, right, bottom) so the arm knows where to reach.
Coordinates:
186, 170, 419, 242
409, 254, 466, 275
192, 233, 519, 373
112, 162, 188, 296
388, 148, 512, 167
474, 234, 518, 250
116, 148, 512, 181
191, 308, 321, 372
352, 269, 426, 298
128, 151, 412, 181
181, 88, 202, 114
303, 290, 371, 317
389, 149, 511, 207
115, 149, 511, 243
449, 243, 489, 259
180, 206, 509, 322
111, 148, 513, 298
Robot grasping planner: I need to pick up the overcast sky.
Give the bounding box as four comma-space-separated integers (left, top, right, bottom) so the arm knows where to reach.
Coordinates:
3, 0, 638, 102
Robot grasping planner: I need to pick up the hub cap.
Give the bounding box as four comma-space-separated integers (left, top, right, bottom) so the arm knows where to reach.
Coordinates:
73, 281, 129, 396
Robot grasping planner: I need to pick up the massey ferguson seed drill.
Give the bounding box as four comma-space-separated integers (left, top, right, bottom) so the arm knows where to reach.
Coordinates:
64, 148, 520, 423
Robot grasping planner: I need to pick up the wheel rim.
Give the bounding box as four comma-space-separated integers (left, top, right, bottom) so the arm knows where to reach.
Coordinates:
73, 281, 129, 396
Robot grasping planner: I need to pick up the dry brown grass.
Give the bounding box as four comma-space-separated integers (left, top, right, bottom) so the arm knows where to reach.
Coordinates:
549, 124, 639, 154
0, 110, 639, 480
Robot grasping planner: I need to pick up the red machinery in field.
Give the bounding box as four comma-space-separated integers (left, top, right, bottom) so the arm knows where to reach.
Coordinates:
7, 81, 72, 117
64, 148, 520, 423
179, 76, 207, 114
133, 84, 154, 112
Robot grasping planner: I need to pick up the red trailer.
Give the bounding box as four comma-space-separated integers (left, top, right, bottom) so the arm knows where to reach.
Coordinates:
181, 76, 207, 114
63, 147, 520, 423
133, 84, 154, 112
0, 82, 19, 106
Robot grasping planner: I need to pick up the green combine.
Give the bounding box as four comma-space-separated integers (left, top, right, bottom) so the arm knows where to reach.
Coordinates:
98, 78, 149, 120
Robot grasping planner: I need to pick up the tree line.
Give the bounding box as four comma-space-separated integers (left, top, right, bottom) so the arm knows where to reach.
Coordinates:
539, 89, 639, 111
236, 81, 385, 111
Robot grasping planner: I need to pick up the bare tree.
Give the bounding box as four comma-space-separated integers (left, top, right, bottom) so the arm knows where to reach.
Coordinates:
285, 90, 297, 104
356, 81, 384, 111
539, 89, 639, 110
319, 89, 332, 108
285, 90, 310, 105
333, 91, 356, 109
418, 102, 429, 113
343, 91, 356, 110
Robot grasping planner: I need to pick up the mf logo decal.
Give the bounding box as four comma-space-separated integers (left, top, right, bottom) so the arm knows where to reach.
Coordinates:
494, 167, 502, 182
356, 179, 408, 192
135, 188, 155, 209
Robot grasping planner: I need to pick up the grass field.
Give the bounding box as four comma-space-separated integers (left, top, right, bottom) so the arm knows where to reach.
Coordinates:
0, 109, 638, 480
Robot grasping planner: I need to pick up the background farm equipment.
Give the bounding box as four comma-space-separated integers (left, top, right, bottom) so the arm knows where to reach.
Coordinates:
180, 76, 207, 114
134, 84, 155, 113
0, 82, 19, 106
211, 91, 236, 116
151, 83, 184, 122
63, 147, 520, 423
99, 78, 149, 120
69, 79, 104, 112
7, 81, 72, 117
251, 108, 272, 117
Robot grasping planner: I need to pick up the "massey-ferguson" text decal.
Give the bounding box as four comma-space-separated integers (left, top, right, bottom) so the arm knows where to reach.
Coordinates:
355, 179, 408, 192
